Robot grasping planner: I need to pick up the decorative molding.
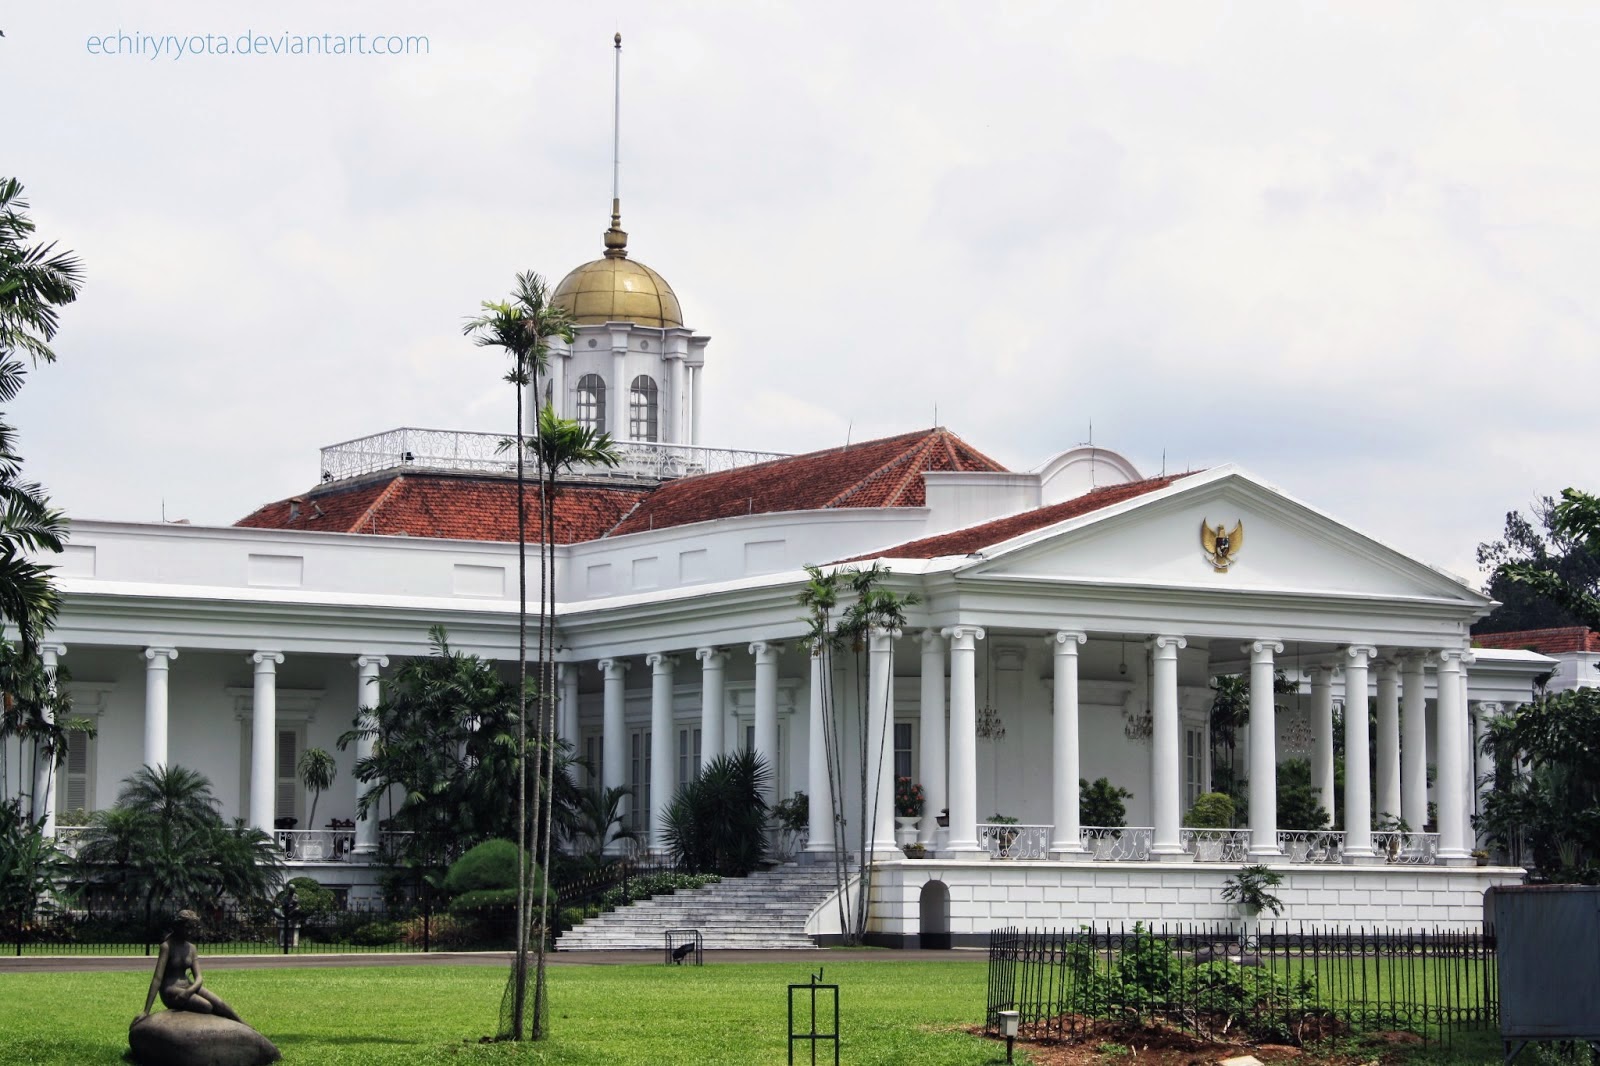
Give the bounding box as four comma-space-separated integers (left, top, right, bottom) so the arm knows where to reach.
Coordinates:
228, 687, 325, 722
990, 643, 1025, 670
65, 681, 117, 717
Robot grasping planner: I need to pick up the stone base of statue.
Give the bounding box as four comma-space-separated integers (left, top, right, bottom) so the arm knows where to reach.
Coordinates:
128, 1011, 281, 1066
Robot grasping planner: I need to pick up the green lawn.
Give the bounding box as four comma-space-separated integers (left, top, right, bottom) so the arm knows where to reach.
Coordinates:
0, 960, 1009, 1065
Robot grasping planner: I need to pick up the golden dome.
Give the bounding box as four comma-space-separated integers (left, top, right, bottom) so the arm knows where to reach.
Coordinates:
552, 201, 683, 328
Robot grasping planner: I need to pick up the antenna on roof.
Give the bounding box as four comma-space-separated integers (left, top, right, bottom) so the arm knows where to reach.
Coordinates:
1161, 449, 1166, 476
844, 420, 852, 450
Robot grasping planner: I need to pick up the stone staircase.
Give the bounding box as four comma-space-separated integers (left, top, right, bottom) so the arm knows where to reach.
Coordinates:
556, 863, 838, 950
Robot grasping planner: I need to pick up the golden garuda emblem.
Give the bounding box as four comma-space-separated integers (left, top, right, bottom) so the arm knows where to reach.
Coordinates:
1200, 519, 1244, 572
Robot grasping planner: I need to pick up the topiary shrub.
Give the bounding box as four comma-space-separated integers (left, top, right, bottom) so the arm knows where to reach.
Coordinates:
281, 876, 337, 918
1080, 778, 1133, 827
1184, 792, 1237, 829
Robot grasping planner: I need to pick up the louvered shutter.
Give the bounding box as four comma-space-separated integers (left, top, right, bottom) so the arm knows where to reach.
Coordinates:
64, 735, 89, 812
275, 729, 297, 821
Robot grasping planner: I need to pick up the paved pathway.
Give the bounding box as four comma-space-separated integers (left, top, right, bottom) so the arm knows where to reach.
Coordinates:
0, 947, 985, 974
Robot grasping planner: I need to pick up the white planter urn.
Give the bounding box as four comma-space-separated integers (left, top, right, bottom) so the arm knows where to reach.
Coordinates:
895, 816, 919, 845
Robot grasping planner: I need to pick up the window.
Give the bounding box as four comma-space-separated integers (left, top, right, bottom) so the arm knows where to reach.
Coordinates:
678, 727, 702, 786
276, 729, 300, 823
1183, 725, 1207, 810
583, 733, 603, 793
629, 375, 658, 442
58, 730, 93, 814
576, 374, 606, 432
894, 722, 915, 781
628, 728, 651, 833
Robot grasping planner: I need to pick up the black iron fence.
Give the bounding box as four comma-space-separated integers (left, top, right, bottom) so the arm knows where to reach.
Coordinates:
9, 897, 524, 957
986, 923, 1496, 1047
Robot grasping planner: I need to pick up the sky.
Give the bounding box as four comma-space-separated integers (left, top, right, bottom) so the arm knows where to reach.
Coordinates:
6, 2, 1599, 581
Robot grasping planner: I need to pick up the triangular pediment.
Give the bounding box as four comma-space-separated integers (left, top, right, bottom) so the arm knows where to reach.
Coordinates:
961, 468, 1485, 605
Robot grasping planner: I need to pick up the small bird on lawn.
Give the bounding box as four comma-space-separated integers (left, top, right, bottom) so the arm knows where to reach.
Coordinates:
671, 941, 695, 964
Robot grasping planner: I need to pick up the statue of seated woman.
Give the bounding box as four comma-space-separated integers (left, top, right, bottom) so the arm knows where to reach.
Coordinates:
136, 909, 246, 1025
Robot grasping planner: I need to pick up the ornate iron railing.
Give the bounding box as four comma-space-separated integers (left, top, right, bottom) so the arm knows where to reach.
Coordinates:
1374, 831, 1439, 865
1080, 825, 1154, 862
1277, 829, 1346, 864
1179, 828, 1251, 863
977, 823, 1051, 860
318, 427, 788, 484
52, 826, 91, 858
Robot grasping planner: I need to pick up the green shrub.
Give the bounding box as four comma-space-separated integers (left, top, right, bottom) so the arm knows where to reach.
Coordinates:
1184, 792, 1236, 829
282, 876, 337, 918
1080, 778, 1133, 827
442, 839, 520, 894
448, 887, 521, 914
347, 920, 402, 946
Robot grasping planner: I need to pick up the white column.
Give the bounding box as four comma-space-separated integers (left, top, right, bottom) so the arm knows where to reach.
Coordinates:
647, 653, 676, 854
1049, 630, 1088, 857
1374, 659, 1402, 824
865, 626, 901, 858
1434, 648, 1471, 863
1400, 653, 1429, 831
610, 343, 628, 440
690, 365, 702, 445
749, 641, 781, 803
598, 657, 628, 851
352, 654, 388, 857
1150, 635, 1188, 858
1342, 645, 1376, 860
250, 652, 284, 833
1244, 639, 1284, 859
37, 643, 66, 836
558, 664, 580, 752
1472, 701, 1500, 848
941, 626, 986, 856
1308, 666, 1336, 824
696, 648, 727, 768
918, 630, 947, 847
142, 647, 178, 771
806, 649, 833, 854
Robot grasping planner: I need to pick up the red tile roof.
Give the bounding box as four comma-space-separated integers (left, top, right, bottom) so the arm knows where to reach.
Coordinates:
846, 474, 1186, 561
236, 473, 647, 543
606, 428, 1007, 537
1473, 626, 1600, 655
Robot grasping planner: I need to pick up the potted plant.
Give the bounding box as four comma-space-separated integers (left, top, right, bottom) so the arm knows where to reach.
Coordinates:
1472, 849, 1490, 866
902, 842, 927, 859
894, 777, 925, 844
1183, 792, 1236, 861
987, 813, 1020, 855
1375, 814, 1410, 862
1223, 864, 1283, 947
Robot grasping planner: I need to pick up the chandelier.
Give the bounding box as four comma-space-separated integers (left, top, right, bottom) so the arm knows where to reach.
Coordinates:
977, 641, 1005, 741
1281, 699, 1314, 756
1122, 704, 1153, 743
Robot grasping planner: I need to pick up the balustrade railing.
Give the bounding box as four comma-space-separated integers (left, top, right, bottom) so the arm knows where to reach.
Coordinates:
318, 427, 789, 484
1079, 825, 1154, 862
1178, 828, 1250, 862
1373, 830, 1439, 865
976, 823, 1051, 860
275, 829, 355, 863
53, 826, 91, 859
1277, 829, 1346, 864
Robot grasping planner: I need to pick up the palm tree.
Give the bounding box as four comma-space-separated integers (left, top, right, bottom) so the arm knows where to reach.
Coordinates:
463, 272, 573, 1042
296, 748, 337, 830
524, 403, 619, 1031
0, 178, 78, 663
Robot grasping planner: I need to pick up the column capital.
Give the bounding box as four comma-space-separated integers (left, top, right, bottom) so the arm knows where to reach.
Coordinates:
940, 625, 986, 646
1473, 700, 1504, 718
250, 651, 285, 668
1342, 644, 1377, 666
867, 626, 901, 648
41, 641, 67, 662
353, 654, 389, 672
748, 640, 783, 659
919, 628, 945, 649
1397, 649, 1436, 669
695, 646, 728, 666
597, 657, 630, 675
1307, 663, 1333, 682
144, 647, 179, 664
1372, 656, 1400, 676
646, 652, 678, 671
1435, 647, 1467, 668
1241, 639, 1282, 659
1050, 629, 1088, 649
1150, 634, 1187, 655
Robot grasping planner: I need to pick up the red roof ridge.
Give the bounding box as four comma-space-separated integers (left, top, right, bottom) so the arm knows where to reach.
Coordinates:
352, 476, 406, 536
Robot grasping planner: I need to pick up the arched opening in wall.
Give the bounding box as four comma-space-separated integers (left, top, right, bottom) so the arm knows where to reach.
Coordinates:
576, 374, 606, 433
918, 879, 951, 950
630, 375, 659, 442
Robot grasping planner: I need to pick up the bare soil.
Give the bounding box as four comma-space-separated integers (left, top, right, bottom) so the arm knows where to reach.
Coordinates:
971, 1019, 1426, 1066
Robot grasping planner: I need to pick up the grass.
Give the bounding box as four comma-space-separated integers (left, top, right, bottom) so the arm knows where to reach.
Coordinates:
0, 960, 1008, 1065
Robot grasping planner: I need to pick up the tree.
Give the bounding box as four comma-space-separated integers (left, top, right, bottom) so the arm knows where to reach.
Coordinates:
296, 748, 336, 830
1477, 686, 1600, 882
1080, 777, 1132, 827
798, 563, 919, 944
73, 765, 283, 922
1476, 491, 1600, 633
663, 751, 772, 876
0, 178, 78, 662
464, 271, 574, 1042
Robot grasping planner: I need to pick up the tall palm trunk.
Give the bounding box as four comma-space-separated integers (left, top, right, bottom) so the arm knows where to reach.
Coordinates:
509, 356, 530, 1039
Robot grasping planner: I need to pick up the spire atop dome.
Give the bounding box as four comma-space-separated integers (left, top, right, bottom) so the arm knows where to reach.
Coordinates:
603, 197, 628, 259
604, 32, 627, 260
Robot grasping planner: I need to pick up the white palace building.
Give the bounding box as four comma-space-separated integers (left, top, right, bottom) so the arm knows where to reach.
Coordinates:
21, 206, 1542, 943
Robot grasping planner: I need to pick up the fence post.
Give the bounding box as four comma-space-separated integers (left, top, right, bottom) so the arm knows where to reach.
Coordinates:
422, 891, 431, 954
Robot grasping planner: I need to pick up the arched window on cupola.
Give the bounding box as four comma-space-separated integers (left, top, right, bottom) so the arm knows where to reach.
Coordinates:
630, 374, 659, 443
576, 374, 606, 433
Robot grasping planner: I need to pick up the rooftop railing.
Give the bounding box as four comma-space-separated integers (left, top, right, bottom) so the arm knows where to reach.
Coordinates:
318, 427, 788, 484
